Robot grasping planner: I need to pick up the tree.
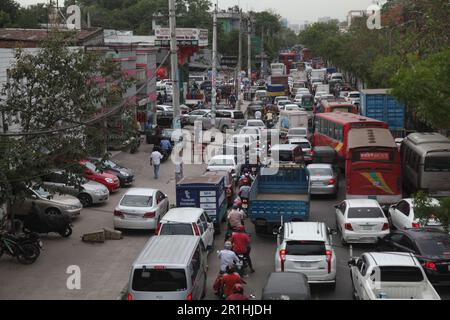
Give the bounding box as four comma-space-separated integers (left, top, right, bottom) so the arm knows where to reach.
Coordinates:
0, 32, 132, 216
412, 191, 450, 232
0, 0, 19, 27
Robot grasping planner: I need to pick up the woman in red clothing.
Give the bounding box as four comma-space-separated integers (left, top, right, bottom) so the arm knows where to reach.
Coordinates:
221, 265, 246, 299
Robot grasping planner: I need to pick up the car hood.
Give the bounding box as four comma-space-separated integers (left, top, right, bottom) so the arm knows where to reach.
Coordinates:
82, 180, 109, 193
45, 194, 82, 206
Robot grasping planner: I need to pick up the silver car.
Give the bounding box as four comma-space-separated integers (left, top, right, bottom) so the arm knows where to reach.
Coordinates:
42, 170, 109, 207
307, 164, 338, 197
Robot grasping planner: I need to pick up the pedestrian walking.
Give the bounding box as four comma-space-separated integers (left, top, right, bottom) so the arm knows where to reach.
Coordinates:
150, 147, 163, 179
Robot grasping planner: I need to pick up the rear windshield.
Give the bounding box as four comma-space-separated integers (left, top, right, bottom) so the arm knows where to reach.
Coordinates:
132, 268, 187, 292
278, 151, 295, 162
417, 238, 450, 257
289, 129, 307, 136
233, 112, 245, 119
425, 155, 450, 172
159, 223, 193, 236
377, 266, 424, 282
285, 241, 326, 255
120, 195, 153, 207
347, 207, 384, 219
308, 168, 332, 176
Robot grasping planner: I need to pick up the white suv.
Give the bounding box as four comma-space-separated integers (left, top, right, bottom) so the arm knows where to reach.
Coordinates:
274, 222, 337, 289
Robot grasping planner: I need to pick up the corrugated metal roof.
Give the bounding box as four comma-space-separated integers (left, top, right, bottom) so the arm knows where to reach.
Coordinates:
0, 28, 103, 43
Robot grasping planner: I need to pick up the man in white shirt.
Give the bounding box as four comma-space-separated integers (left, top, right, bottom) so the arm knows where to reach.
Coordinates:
218, 241, 239, 274
255, 110, 262, 120
150, 148, 163, 179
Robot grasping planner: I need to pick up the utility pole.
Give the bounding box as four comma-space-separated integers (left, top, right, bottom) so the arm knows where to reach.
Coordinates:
169, 0, 180, 129
211, 1, 217, 128
247, 16, 251, 85
236, 9, 242, 111
260, 27, 264, 78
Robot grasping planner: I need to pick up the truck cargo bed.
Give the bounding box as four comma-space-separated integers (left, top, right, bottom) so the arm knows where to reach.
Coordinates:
255, 193, 309, 201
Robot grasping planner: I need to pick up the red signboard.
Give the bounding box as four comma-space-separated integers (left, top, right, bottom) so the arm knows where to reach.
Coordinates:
359, 152, 390, 161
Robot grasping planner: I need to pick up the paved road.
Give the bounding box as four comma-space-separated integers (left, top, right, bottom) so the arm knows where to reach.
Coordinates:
1, 100, 449, 300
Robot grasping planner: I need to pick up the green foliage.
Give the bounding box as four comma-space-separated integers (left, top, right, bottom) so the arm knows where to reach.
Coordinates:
413, 191, 450, 232
0, 32, 132, 206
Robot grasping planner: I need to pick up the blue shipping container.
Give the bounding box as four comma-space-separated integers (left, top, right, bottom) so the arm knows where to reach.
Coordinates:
360, 89, 405, 130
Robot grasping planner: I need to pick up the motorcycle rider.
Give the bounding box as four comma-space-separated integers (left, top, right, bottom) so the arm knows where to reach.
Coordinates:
160, 137, 172, 154
238, 180, 251, 205
218, 241, 239, 274
227, 204, 245, 232
222, 265, 246, 299
226, 283, 249, 301
231, 225, 255, 273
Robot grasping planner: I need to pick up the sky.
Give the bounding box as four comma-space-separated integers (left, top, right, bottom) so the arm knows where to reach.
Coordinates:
16, 0, 379, 25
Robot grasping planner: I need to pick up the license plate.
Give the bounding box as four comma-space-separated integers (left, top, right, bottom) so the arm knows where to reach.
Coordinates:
299, 262, 313, 268
362, 226, 373, 231
126, 214, 141, 219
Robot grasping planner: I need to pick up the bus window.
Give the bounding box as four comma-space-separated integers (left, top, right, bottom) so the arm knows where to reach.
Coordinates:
425, 154, 450, 172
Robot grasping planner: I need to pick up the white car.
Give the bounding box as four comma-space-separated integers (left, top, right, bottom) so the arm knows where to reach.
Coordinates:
388, 198, 442, 230
284, 104, 301, 111
330, 73, 343, 81
157, 105, 174, 112
156, 207, 215, 251
277, 100, 292, 111
314, 91, 327, 102
207, 155, 241, 175
244, 119, 266, 129
296, 88, 310, 95
335, 199, 389, 244
346, 91, 360, 104
274, 96, 289, 104
275, 222, 337, 288
349, 252, 441, 300
113, 188, 169, 230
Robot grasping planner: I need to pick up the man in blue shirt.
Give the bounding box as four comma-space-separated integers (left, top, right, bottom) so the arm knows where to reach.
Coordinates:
160, 138, 172, 153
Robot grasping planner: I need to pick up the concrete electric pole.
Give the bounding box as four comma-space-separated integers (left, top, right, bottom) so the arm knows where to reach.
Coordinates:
247, 16, 251, 84
169, 0, 180, 129
237, 9, 242, 111
211, 1, 218, 128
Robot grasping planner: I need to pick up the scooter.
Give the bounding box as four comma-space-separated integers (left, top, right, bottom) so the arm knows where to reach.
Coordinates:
23, 204, 73, 238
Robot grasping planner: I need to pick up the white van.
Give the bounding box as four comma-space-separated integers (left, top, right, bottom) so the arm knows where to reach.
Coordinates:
156, 208, 215, 251
127, 235, 207, 300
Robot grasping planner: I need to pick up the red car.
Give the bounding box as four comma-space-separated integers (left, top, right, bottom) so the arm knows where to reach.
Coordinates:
79, 160, 120, 193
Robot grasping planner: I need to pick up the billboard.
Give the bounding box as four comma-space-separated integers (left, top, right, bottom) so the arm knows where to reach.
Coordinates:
154, 28, 208, 47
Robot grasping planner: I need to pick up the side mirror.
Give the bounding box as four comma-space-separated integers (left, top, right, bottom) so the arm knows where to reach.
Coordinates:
31, 194, 38, 200
348, 258, 357, 267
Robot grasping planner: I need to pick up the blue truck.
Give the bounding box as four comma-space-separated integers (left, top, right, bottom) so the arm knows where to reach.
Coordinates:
360, 89, 405, 135
248, 164, 310, 234
176, 175, 228, 234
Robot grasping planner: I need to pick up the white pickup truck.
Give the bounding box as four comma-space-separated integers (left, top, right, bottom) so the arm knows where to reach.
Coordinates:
348, 252, 441, 300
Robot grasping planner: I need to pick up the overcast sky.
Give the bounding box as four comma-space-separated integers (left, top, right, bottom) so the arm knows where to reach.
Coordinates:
17, 0, 379, 24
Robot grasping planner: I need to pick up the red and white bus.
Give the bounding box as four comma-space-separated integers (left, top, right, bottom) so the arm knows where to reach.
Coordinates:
313, 112, 388, 166
318, 99, 358, 114
346, 128, 402, 204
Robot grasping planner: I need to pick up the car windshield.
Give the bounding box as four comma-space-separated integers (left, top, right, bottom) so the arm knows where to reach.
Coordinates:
209, 158, 234, 166
289, 129, 307, 136
132, 268, 187, 292
417, 237, 450, 257
347, 207, 385, 219
120, 195, 153, 207
104, 160, 118, 169
285, 241, 326, 255
159, 223, 194, 235
349, 93, 359, 98
84, 161, 99, 173
248, 121, 264, 127
32, 186, 52, 198
308, 168, 332, 176
424, 155, 450, 172
377, 266, 424, 282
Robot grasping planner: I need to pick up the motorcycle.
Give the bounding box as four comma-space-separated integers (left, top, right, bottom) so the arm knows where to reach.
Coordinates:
241, 198, 249, 214
0, 231, 41, 264
235, 253, 249, 276
23, 204, 73, 238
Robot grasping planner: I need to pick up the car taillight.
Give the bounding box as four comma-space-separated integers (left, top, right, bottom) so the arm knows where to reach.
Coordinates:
192, 223, 200, 236
187, 292, 192, 300
328, 178, 336, 185
155, 223, 161, 235
114, 210, 124, 218
344, 223, 353, 231
382, 223, 389, 231
127, 292, 133, 300
310, 149, 314, 156
326, 250, 332, 273
279, 249, 286, 272
412, 222, 421, 229
423, 261, 437, 271
143, 212, 155, 219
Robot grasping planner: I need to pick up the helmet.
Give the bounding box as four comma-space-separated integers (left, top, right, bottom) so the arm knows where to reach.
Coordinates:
224, 241, 232, 250
233, 283, 244, 294
233, 198, 242, 207
232, 203, 239, 210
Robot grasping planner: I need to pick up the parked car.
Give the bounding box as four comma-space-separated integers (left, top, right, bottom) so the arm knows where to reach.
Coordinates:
88, 157, 135, 187
127, 235, 207, 300
156, 208, 215, 251
335, 199, 389, 244
42, 170, 109, 207
387, 198, 442, 230
348, 252, 441, 300
288, 137, 313, 163
275, 222, 336, 289
377, 228, 450, 286
307, 164, 338, 197
261, 272, 311, 300
79, 160, 120, 193
181, 109, 211, 127
12, 185, 82, 218
113, 188, 169, 230
207, 155, 241, 175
